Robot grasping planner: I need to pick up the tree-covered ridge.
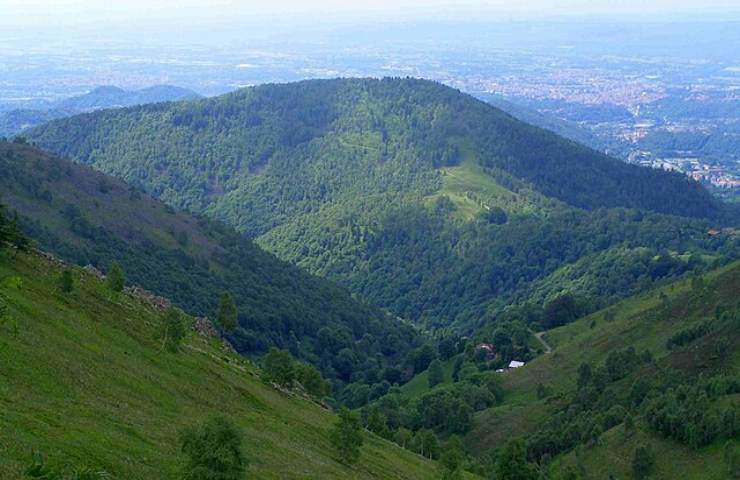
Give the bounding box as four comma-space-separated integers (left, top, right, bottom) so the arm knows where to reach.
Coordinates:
29, 77, 731, 222
25, 78, 739, 330
0, 140, 422, 396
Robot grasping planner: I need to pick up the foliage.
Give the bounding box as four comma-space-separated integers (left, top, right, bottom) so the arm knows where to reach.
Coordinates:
106, 261, 124, 293
159, 307, 186, 353
24, 79, 739, 334
413, 429, 440, 460
216, 292, 238, 331
262, 348, 295, 388
725, 441, 740, 479
0, 199, 30, 251
631, 443, 655, 480
439, 435, 465, 480
58, 270, 74, 293
330, 408, 364, 465
0, 141, 422, 404
428, 359, 444, 388
180, 416, 246, 480
294, 362, 330, 398
495, 439, 539, 480
666, 321, 713, 350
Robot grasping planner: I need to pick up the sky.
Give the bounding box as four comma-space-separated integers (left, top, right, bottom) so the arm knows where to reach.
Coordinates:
2, 0, 740, 30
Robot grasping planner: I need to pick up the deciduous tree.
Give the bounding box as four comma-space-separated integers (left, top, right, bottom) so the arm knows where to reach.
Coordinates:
180, 416, 246, 480
330, 408, 363, 464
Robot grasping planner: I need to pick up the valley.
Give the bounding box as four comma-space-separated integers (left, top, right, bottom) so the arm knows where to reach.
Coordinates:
1, 11, 739, 478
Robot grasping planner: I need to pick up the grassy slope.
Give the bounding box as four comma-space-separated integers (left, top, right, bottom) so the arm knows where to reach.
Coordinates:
426, 144, 555, 222
0, 251, 439, 479
463, 261, 740, 478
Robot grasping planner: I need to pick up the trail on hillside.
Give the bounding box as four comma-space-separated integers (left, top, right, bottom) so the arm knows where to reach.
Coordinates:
532, 330, 553, 354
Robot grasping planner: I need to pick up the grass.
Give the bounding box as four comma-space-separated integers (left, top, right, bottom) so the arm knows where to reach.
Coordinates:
398, 356, 457, 400
551, 424, 731, 480
0, 250, 441, 479
462, 260, 740, 477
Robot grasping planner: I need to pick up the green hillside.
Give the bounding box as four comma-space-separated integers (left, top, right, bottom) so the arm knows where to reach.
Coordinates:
0, 140, 423, 402
465, 260, 740, 478
0, 249, 441, 479
25, 78, 739, 331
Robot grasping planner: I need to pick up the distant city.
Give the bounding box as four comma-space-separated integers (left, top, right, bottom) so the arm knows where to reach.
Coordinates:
1, 20, 738, 199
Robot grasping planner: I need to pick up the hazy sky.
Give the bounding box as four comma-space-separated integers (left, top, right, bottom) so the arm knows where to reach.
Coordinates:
3, 0, 740, 29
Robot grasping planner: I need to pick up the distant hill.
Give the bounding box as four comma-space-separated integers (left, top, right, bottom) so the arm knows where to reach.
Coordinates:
474, 92, 609, 153
0, 249, 439, 479
0, 140, 422, 398
26, 78, 740, 330
0, 85, 199, 136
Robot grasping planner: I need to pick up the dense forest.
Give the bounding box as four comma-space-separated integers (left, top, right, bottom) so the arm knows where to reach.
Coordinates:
0, 140, 426, 402
25, 78, 740, 332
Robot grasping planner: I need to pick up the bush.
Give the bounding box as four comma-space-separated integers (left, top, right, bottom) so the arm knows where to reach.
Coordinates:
180, 416, 246, 480
631, 443, 655, 480
330, 408, 364, 464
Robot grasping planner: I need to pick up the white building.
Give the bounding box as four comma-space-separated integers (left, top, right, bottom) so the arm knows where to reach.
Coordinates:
508, 360, 525, 369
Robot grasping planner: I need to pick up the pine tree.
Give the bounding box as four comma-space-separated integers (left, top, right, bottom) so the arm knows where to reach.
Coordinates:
106, 261, 125, 293
217, 292, 238, 331
330, 408, 364, 464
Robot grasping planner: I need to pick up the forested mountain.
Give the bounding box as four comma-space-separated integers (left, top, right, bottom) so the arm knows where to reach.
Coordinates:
0, 85, 199, 137
0, 248, 441, 479
0, 139, 422, 397
26, 78, 740, 331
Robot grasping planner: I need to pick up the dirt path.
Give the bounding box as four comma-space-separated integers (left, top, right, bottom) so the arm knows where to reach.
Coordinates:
532, 330, 553, 354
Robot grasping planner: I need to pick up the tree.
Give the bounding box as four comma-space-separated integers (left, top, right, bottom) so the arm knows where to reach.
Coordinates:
438, 337, 457, 360
393, 428, 413, 449
295, 363, 329, 398
106, 261, 124, 293
725, 441, 740, 479
5, 212, 29, 252
217, 292, 238, 331
415, 429, 439, 459
428, 359, 444, 388
495, 439, 539, 480
180, 416, 246, 480
366, 406, 389, 438
624, 414, 636, 437
263, 348, 295, 387
544, 294, 578, 328
631, 443, 655, 480
330, 407, 364, 464
440, 435, 465, 480
160, 307, 186, 353
409, 344, 437, 373
58, 270, 74, 294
